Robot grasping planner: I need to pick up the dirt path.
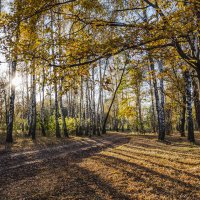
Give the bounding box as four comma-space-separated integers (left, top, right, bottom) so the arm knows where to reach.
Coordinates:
0, 133, 130, 199
0, 134, 129, 172
0, 133, 200, 200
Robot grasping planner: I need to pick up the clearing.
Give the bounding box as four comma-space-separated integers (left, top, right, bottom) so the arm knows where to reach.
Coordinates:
0, 132, 200, 200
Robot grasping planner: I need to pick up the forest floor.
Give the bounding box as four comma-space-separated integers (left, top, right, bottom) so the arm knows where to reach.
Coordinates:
0, 132, 200, 200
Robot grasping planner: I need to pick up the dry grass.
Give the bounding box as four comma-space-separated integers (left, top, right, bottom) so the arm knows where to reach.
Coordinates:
0, 133, 92, 154
0, 132, 200, 199
79, 134, 200, 199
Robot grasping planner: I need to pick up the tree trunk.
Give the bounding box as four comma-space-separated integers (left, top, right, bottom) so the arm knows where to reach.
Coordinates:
26, 66, 30, 131
102, 64, 126, 134
192, 77, 200, 131
184, 70, 195, 143
29, 66, 36, 140
40, 67, 46, 136
6, 5, 21, 142
92, 67, 96, 135
149, 58, 165, 141
51, 10, 61, 138
21, 69, 25, 133
59, 82, 68, 137
54, 74, 61, 138
158, 60, 166, 140
149, 66, 157, 133
6, 61, 17, 143
136, 85, 144, 133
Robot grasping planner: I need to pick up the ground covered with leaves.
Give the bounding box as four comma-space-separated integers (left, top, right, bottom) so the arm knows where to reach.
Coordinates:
0, 132, 200, 200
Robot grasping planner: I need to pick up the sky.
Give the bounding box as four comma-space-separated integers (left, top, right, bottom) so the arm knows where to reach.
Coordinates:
0, 0, 11, 72
0, 54, 8, 72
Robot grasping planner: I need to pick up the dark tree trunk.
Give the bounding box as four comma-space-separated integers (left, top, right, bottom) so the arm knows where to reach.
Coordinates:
192, 78, 200, 131
29, 67, 36, 140
158, 60, 166, 140
3, 91, 8, 127
184, 70, 195, 143
149, 58, 165, 141
40, 67, 46, 136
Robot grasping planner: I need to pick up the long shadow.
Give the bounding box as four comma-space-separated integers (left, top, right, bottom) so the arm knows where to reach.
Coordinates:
0, 136, 131, 188
0, 134, 129, 164
91, 155, 200, 198
125, 143, 200, 158
35, 163, 131, 200
0, 136, 127, 170
95, 154, 200, 190
165, 135, 200, 146
109, 148, 200, 180
123, 144, 200, 165
129, 140, 200, 154
0, 148, 131, 199
90, 156, 174, 198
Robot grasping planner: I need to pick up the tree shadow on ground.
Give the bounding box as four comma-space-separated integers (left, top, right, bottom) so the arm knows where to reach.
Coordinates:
1, 133, 200, 199
109, 148, 200, 179
121, 145, 200, 166
37, 163, 131, 200
0, 135, 131, 199
90, 153, 200, 199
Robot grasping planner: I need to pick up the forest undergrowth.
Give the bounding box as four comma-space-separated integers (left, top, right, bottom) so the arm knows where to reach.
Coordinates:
0, 132, 199, 200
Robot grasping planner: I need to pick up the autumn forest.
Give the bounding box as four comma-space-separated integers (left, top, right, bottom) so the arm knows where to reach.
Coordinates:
0, 0, 200, 199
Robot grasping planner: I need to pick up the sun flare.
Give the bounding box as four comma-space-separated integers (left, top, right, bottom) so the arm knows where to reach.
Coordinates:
11, 76, 22, 87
